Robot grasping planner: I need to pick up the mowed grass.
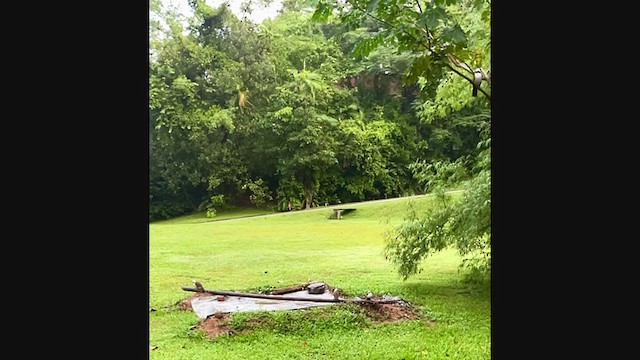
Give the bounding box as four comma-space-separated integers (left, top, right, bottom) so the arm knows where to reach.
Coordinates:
150, 195, 490, 359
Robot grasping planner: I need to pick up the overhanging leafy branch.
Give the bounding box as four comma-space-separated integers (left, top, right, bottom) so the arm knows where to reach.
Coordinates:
323, 0, 491, 102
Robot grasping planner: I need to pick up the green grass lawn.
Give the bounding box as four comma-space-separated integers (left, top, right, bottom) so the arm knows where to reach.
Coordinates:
150, 195, 490, 359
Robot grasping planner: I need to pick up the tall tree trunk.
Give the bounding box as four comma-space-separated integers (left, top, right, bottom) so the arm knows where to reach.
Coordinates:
302, 172, 315, 209
305, 192, 312, 209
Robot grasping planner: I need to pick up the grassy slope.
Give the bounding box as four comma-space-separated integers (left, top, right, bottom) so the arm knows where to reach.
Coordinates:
150, 195, 490, 359
152, 207, 275, 225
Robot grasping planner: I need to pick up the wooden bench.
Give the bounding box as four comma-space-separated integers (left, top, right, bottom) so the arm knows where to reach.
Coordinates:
331, 208, 356, 220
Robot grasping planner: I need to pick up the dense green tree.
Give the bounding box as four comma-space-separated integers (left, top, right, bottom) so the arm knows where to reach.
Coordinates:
267, 65, 346, 209
149, 2, 253, 219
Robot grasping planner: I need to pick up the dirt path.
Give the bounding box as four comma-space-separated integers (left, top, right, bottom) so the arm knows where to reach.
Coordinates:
207, 190, 465, 223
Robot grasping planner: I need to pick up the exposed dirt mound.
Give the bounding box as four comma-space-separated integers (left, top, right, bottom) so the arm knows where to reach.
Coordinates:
198, 313, 232, 337
353, 294, 423, 323
360, 302, 420, 323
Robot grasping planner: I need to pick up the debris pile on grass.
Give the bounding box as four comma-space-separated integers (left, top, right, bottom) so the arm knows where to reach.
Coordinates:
178, 287, 424, 338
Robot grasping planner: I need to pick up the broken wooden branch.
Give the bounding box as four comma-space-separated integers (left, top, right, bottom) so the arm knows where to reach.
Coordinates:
270, 284, 308, 295
181, 287, 400, 304
182, 286, 340, 302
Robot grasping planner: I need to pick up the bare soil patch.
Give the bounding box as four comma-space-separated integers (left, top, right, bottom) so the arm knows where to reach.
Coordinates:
198, 313, 233, 337
360, 302, 420, 323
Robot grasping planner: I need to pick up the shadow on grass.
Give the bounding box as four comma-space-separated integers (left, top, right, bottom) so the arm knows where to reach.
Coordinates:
389, 281, 490, 325
394, 281, 490, 303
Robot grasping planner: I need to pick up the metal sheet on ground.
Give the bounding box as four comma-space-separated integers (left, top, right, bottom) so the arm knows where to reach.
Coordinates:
190, 289, 336, 320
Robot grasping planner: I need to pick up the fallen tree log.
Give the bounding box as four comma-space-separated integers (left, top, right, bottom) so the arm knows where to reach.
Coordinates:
180, 287, 400, 304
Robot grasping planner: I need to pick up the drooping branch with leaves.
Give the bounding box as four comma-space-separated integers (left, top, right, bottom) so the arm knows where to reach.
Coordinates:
313, 0, 490, 102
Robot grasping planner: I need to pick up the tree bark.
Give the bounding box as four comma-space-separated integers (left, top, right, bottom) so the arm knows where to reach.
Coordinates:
271, 284, 307, 295
305, 193, 312, 209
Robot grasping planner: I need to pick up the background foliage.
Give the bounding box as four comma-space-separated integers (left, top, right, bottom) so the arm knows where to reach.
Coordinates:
150, 0, 490, 280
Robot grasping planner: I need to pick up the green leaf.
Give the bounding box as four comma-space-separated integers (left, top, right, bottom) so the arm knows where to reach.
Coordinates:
352, 34, 385, 59
441, 25, 467, 46
312, 2, 333, 22
473, 0, 485, 8
419, 7, 448, 29
482, 7, 491, 22
274, 106, 293, 119
367, 0, 380, 13
404, 56, 432, 84
316, 114, 339, 125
